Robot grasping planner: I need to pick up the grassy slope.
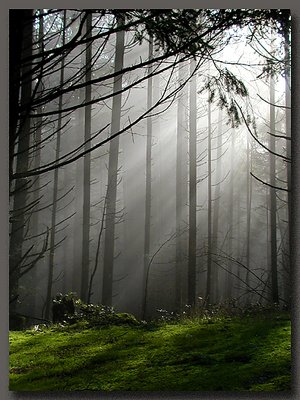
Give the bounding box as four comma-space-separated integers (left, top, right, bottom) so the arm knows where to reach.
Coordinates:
9, 313, 291, 391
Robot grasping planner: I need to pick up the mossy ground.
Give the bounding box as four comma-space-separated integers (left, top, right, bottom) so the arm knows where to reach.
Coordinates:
9, 312, 291, 391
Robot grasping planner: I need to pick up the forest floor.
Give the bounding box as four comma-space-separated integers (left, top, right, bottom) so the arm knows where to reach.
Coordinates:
9, 312, 291, 391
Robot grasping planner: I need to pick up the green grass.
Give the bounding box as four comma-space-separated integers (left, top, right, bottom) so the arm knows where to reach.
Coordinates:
9, 312, 291, 391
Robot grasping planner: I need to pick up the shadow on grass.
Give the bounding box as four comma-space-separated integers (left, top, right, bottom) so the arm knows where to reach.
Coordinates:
9, 315, 291, 391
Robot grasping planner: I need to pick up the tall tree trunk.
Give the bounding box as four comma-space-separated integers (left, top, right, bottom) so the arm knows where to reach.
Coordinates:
211, 108, 223, 303
102, 18, 125, 306
142, 37, 153, 319
72, 86, 84, 295
269, 74, 278, 303
284, 30, 291, 306
45, 11, 66, 319
31, 9, 44, 316
235, 167, 241, 300
175, 63, 188, 312
225, 131, 235, 299
245, 135, 253, 299
81, 12, 92, 303
206, 91, 212, 304
188, 58, 197, 308
9, 10, 33, 319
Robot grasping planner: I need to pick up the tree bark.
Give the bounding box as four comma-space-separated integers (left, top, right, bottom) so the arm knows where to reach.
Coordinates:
206, 89, 212, 304
102, 18, 125, 306
269, 74, 278, 303
284, 31, 291, 306
81, 12, 93, 303
175, 63, 188, 312
31, 9, 44, 316
9, 10, 33, 318
188, 58, 197, 308
211, 108, 223, 303
142, 37, 153, 319
245, 135, 253, 298
225, 131, 235, 299
45, 11, 67, 319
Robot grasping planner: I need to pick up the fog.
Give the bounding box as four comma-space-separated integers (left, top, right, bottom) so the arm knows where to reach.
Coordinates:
9, 10, 291, 325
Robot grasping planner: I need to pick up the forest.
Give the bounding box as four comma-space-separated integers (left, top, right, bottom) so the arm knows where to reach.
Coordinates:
9, 9, 291, 392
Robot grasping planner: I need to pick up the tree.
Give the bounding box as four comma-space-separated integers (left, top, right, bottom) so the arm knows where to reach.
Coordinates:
211, 108, 223, 303
188, 58, 197, 307
269, 74, 279, 303
9, 10, 33, 321
102, 17, 125, 306
45, 10, 67, 320
175, 62, 188, 311
225, 130, 235, 299
206, 79, 212, 304
142, 37, 153, 319
81, 12, 93, 303
29, 9, 44, 316
245, 134, 253, 295
283, 28, 291, 305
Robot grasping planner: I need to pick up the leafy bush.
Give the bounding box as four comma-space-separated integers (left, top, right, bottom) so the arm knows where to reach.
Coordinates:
51, 293, 140, 327
52, 292, 76, 323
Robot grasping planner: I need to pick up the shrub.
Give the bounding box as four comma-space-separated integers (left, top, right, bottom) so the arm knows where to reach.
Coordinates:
51, 293, 140, 327
52, 292, 76, 323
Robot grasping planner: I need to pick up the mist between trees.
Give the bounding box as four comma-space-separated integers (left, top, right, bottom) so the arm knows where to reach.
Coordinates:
9, 9, 291, 329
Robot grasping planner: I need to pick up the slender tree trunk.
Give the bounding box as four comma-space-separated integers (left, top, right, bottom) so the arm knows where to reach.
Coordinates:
211, 108, 223, 303
32, 10, 44, 316
45, 11, 66, 319
225, 131, 235, 299
72, 86, 84, 295
206, 91, 212, 304
31, 120, 42, 316
235, 169, 241, 300
175, 63, 188, 312
9, 10, 33, 318
188, 58, 197, 308
269, 74, 278, 303
266, 186, 271, 301
102, 19, 125, 306
81, 12, 92, 303
142, 37, 153, 319
284, 31, 291, 306
87, 197, 107, 304
245, 135, 253, 299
